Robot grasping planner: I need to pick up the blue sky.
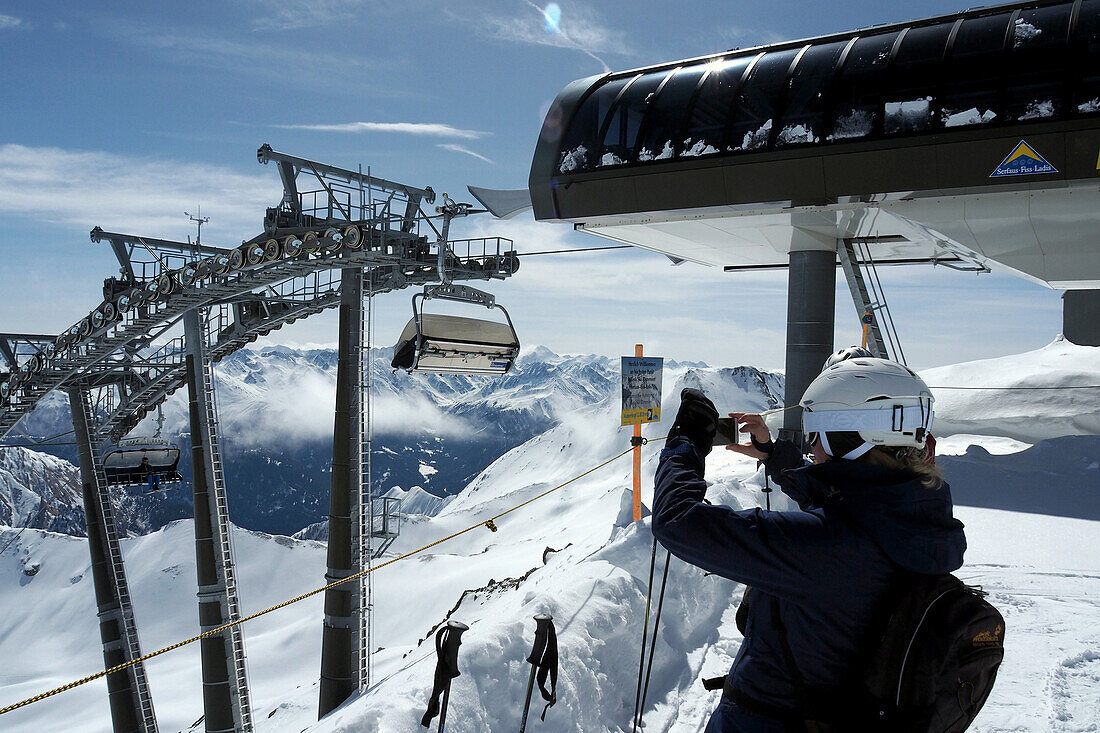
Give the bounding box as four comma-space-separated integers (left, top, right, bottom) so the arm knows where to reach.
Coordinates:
0, 0, 1065, 371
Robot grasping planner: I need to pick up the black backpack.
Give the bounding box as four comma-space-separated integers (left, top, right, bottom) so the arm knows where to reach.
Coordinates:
857, 573, 1005, 732
728, 574, 1005, 732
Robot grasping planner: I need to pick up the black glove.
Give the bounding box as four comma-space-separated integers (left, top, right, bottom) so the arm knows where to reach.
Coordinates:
668, 388, 719, 456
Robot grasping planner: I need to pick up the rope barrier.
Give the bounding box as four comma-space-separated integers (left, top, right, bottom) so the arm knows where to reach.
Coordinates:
0, 443, 643, 718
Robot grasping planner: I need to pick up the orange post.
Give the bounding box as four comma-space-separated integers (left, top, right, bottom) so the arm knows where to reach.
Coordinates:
633, 343, 643, 522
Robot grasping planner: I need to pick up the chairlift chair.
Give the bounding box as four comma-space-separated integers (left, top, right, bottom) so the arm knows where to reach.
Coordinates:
102, 437, 183, 491
391, 284, 520, 376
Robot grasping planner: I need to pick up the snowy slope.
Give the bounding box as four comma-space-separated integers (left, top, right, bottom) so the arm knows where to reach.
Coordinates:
925, 337, 1100, 442
1, 346, 1098, 732
0, 447, 84, 536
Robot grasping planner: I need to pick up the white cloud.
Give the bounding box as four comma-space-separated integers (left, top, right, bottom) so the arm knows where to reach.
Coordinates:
437, 144, 494, 164
0, 144, 280, 243
103, 19, 395, 92
270, 121, 488, 140
720, 25, 787, 47
246, 0, 371, 31
0, 14, 23, 30
470, 2, 633, 72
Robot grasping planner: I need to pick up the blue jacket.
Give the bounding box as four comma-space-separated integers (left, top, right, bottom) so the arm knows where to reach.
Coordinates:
652, 437, 966, 718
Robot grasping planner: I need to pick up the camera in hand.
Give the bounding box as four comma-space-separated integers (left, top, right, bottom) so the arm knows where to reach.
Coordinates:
712, 417, 739, 446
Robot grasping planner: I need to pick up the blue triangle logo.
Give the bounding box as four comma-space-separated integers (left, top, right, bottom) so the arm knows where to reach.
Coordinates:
990, 141, 1058, 178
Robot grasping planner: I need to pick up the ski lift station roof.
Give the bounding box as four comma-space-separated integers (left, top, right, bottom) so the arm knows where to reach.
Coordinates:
527, 0, 1100, 288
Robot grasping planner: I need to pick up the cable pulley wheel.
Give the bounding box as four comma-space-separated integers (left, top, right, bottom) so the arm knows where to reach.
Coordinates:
322, 227, 343, 252
91, 310, 106, 329
195, 260, 212, 279
246, 244, 266, 265
156, 273, 174, 296
213, 254, 232, 276
180, 264, 199, 286
102, 301, 118, 321
342, 225, 363, 249
282, 235, 303, 258
228, 248, 245, 270
301, 231, 321, 254
78, 317, 93, 337
263, 239, 280, 261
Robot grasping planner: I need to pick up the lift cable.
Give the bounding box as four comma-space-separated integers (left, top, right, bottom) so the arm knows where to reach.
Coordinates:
0, 441, 655, 718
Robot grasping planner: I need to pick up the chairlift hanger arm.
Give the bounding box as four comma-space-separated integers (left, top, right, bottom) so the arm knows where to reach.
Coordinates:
90, 227, 231, 259
256, 144, 435, 205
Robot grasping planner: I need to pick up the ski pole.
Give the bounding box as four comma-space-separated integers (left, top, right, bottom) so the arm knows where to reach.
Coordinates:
519, 613, 554, 733
633, 536, 659, 732
422, 620, 469, 731
437, 621, 468, 733
638, 551, 671, 726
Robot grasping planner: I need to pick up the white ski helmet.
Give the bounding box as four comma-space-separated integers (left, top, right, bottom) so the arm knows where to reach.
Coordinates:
800, 357, 934, 459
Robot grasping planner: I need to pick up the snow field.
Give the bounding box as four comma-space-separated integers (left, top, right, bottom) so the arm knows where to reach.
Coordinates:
1, 342, 1098, 731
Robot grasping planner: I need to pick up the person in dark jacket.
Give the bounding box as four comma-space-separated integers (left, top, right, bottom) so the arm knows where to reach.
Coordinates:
651, 358, 966, 732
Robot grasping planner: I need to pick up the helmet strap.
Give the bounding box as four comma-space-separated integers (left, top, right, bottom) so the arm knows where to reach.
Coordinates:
819, 431, 875, 461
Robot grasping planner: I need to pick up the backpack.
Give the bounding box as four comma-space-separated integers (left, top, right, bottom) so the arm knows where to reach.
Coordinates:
857, 573, 1005, 732
726, 574, 1005, 732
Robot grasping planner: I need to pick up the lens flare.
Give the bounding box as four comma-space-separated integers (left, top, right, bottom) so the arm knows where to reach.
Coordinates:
543, 3, 562, 33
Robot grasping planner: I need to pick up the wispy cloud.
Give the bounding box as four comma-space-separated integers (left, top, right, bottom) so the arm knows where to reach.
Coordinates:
270, 121, 488, 140
101, 19, 399, 94
470, 2, 632, 72
0, 14, 24, 30
0, 144, 280, 242
243, 0, 407, 31
437, 144, 494, 164
708, 25, 788, 50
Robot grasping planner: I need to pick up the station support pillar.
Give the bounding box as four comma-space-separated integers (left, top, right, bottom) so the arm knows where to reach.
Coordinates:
184, 310, 252, 733
1063, 290, 1100, 346
780, 230, 837, 444
69, 387, 146, 733
319, 268, 365, 718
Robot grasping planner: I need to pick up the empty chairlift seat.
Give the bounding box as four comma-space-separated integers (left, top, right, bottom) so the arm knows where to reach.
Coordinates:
391, 286, 520, 375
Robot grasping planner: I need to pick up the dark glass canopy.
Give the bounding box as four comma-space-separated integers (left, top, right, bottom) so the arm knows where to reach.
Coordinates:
539, 0, 1098, 177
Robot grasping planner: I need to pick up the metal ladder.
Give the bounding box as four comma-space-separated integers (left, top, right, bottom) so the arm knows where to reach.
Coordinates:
838, 240, 907, 365
357, 278, 372, 690
198, 352, 255, 732
80, 392, 160, 733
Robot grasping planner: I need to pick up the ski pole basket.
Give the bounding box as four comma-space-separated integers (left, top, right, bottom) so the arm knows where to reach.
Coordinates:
391, 283, 520, 376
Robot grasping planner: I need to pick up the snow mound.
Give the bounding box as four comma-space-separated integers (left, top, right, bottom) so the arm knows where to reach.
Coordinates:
925, 337, 1100, 441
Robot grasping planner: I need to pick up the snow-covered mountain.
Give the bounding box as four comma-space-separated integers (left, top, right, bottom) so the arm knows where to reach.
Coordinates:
0, 448, 84, 536
1, 340, 1098, 732
4, 346, 782, 537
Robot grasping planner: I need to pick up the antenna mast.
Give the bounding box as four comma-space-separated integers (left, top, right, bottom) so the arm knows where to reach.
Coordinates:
185, 207, 210, 246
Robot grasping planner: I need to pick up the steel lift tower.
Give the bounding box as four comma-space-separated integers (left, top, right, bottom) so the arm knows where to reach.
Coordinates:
0, 145, 519, 731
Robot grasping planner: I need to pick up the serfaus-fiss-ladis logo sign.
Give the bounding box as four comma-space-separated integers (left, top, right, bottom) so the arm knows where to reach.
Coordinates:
990, 140, 1058, 177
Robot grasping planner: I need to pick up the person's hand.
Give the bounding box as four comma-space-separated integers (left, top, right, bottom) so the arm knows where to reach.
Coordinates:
725, 412, 772, 461
668, 388, 719, 456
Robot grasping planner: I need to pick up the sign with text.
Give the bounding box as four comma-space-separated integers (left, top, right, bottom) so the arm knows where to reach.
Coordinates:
621, 356, 664, 426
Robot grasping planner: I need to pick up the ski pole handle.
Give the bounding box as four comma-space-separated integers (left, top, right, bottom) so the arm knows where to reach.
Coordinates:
526, 614, 553, 664
443, 620, 469, 678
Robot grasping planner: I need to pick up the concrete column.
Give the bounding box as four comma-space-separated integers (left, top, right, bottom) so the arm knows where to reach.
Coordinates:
68, 387, 143, 733
1063, 290, 1100, 346
184, 311, 238, 733
319, 268, 364, 718
781, 229, 837, 443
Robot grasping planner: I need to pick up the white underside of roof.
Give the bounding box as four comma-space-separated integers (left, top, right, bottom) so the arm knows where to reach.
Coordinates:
574, 182, 1100, 289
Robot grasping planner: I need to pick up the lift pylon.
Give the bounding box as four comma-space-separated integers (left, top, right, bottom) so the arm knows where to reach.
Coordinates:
68, 386, 159, 733
184, 309, 253, 733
